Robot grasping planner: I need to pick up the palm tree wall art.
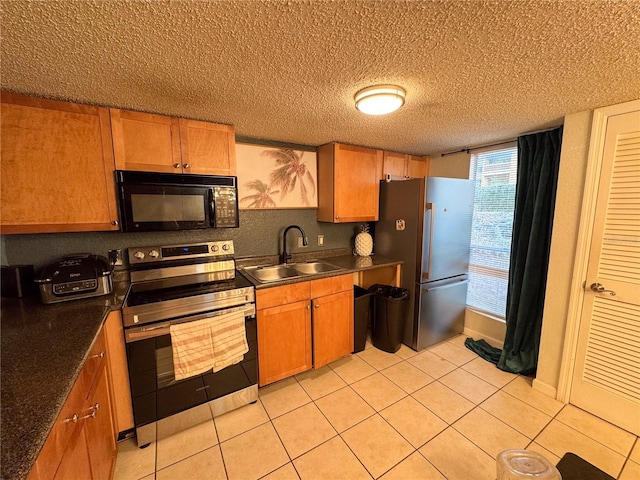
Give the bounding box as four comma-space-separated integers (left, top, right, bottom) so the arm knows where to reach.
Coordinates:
236, 143, 318, 209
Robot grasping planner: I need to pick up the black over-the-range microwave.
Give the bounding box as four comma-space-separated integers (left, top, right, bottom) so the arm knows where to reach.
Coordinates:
116, 170, 239, 232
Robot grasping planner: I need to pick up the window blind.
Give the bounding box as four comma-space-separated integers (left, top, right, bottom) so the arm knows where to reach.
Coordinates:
466, 144, 518, 318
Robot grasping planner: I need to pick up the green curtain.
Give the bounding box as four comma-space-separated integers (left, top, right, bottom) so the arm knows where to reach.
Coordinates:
466, 127, 563, 375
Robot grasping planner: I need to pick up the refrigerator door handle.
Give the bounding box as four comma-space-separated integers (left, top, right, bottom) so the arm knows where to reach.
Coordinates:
423, 279, 470, 293
425, 202, 435, 279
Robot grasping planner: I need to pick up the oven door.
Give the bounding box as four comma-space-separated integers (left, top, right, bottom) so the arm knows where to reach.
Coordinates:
124, 310, 257, 429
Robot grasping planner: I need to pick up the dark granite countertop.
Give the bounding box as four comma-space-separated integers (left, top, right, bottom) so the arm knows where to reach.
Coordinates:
0, 281, 127, 480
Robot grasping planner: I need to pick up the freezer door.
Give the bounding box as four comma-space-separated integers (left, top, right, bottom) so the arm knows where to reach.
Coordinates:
421, 177, 474, 281
414, 275, 469, 351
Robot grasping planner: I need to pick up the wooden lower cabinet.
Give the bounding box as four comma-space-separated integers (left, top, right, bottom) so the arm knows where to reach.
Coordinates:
257, 297, 312, 386
312, 290, 354, 368
84, 366, 116, 480
29, 327, 116, 480
53, 427, 92, 480
103, 310, 134, 436
256, 274, 354, 386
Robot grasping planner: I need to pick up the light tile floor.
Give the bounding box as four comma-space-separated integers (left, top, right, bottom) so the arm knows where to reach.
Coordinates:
114, 335, 640, 480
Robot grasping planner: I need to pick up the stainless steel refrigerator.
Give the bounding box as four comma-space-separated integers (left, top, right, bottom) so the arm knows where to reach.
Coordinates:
375, 177, 474, 351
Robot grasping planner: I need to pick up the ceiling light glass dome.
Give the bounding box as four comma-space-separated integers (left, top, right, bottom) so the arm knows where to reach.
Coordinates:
355, 85, 406, 115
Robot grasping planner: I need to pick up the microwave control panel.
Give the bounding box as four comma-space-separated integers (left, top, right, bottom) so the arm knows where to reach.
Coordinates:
214, 186, 239, 228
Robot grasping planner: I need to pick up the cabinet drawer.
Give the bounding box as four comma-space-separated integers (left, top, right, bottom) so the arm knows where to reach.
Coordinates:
256, 281, 310, 310
311, 274, 352, 298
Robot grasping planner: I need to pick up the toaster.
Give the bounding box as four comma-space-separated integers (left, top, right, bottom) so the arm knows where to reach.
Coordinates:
35, 254, 113, 304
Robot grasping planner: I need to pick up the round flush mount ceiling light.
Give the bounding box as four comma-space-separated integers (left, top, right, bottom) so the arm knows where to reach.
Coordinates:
354, 84, 406, 115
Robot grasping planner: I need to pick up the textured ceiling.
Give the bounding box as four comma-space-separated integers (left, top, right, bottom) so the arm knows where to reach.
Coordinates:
1, 0, 639, 156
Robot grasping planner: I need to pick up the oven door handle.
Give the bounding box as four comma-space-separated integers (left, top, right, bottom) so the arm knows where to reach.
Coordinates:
124, 303, 256, 343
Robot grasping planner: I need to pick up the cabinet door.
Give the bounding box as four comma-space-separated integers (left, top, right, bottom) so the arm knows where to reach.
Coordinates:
318, 143, 383, 223
257, 300, 312, 386
382, 151, 409, 179
84, 365, 116, 480
0, 93, 119, 234
53, 427, 92, 480
179, 119, 236, 175
110, 109, 182, 173
312, 290, 354, 368
407, 155, 430, 179
104, 311, 134, 436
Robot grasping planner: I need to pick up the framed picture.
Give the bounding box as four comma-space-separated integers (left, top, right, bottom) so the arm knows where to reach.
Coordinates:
236, 143, 318, 209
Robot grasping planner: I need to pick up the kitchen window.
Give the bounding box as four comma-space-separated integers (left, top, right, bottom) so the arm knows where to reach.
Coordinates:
466, 144, 518, 318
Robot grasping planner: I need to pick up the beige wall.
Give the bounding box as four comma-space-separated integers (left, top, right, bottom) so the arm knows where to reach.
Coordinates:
534, 110, 593, 395
428, 151, 471, 179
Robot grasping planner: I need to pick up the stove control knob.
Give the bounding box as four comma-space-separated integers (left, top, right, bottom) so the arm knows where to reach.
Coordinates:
211, 245, 219, 253
222, 244, 230, 251
133, 251, 145, 260
148, 250, 160, 258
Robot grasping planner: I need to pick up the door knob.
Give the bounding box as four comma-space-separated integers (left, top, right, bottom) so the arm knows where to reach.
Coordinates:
590, 282, 616, 296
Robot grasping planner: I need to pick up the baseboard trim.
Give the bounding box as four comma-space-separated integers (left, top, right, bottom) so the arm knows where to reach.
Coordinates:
532, 378, 559, 400
462, 327, 504, 349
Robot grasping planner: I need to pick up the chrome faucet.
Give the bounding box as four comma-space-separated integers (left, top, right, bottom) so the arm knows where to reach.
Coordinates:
281, 225, 307, 264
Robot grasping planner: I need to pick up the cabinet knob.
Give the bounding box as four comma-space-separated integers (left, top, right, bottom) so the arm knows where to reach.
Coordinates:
64, 413, 79, 423
80, 410, 97, 420
111, 220, 119, 226
315, 304, 320, 308
306, 305, 311, 310
335, 216, 340, 219
173, 163, 181, 169
91, 351, 105, 359
183, 163, 190, 169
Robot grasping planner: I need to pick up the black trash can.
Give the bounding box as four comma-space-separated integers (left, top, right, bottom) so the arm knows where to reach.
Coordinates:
353, 286, 373, 353
368, 284, 410, 353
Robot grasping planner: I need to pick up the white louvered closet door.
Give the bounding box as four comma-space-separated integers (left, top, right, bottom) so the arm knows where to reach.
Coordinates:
570, 109, 640, 435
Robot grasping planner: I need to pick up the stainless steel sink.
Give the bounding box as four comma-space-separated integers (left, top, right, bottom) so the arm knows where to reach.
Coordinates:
289, 261, 344, 275
242, 265, 301, 283
241, 260, 344, 284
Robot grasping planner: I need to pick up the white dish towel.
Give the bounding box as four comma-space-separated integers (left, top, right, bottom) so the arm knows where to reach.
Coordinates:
170, 311, 248, 381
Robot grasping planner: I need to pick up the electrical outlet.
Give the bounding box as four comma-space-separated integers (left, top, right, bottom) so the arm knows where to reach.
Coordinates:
317, 235, 324, 246
297, 236, 308, 248
108, 249, 123, 266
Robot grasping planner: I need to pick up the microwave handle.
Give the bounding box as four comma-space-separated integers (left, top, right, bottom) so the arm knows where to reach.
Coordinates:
209, 188, 217, 227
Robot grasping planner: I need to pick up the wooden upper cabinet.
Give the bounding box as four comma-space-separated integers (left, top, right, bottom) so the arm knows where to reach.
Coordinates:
110, 109, 236, 175
382, 152, 430, 180
0, 93, 119, 234
407, 155, 430, 179
179, 119, 236, 175
382, 151, 410, 179
110, 109, 182, 173
317, 143, 383, 223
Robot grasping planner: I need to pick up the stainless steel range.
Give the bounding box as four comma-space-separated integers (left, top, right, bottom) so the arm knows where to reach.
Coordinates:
121, 241, 257, 447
